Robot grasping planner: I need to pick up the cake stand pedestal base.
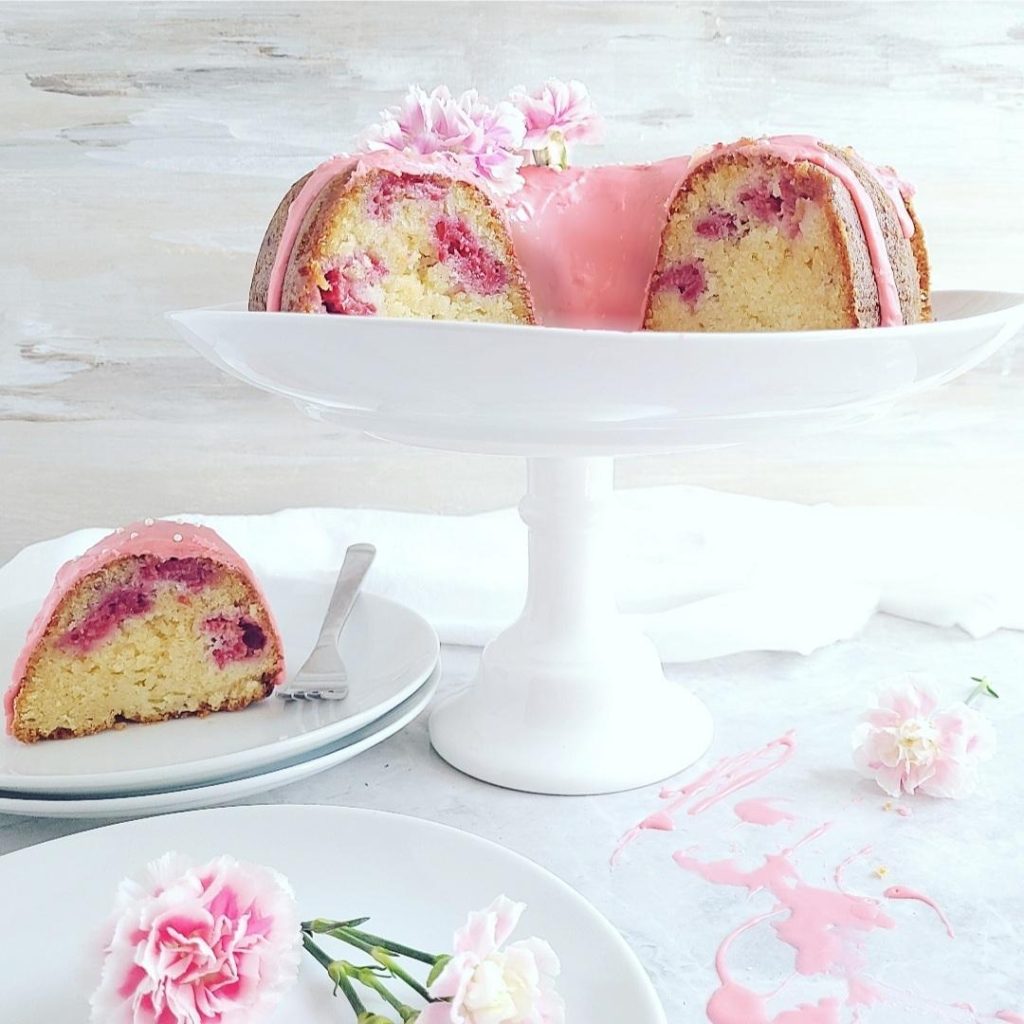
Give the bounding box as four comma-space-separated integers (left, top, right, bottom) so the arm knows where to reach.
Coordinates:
429, 457, 713, 795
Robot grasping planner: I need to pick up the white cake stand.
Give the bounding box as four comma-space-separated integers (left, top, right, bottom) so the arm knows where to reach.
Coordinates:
170, 290, 1024, 795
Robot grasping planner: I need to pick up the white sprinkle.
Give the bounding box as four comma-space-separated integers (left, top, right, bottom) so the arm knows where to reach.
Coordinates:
129, 532, 139, 540
173, 533, 183, 543
144, 517, 155, 526
115, 527, 125, 534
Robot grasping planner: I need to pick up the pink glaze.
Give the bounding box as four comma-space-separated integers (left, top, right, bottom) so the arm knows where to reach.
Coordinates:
508, 158, 690, 329
613, 731, 796, 864
894, 804, 913, 817
832, 845, 871, 897
734, 798, 796, 827
4, 520, 285, 733
994, 1013, 1024, 1023
706, 912, 842, 1024
883, 885, 955, 939
681, 828, 894, 1023
685, 136, 907, 326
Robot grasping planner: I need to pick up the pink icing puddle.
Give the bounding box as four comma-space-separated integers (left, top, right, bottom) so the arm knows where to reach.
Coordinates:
652, 259, 706, 308
735, 798, 796, 827
434, 216, 508, 296
883, 885, 955, 939
676, 827, 894, 1024
202, 616, 267, 669
613, 731, 796, 864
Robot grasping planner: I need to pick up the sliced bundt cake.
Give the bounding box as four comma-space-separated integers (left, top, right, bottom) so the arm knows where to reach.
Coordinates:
250, 153, 535, 324
6, 520, 284, 742
644, 135, 930, 332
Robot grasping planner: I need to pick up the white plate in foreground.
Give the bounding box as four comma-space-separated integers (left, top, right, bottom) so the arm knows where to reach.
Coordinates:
0, 665, 437, 818
2, 804, 665, 1022
170, 290, 1024, 454
0, 583, 439, 795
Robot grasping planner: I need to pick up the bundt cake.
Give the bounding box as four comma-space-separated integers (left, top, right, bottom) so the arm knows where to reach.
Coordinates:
6, 520, 284, 743
249, 84, 929, 332
250, 152, 535, 325
644, 135, 930, 331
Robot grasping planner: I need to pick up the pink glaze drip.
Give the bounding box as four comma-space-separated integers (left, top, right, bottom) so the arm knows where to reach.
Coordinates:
994, 1013, 1024, 1023
883, 885, 955, 939
681, 828, 894, 1022
4, 520, 286, 733
707, 912, 842, 1024
508, 158, 690, 329
735, 798, 796, 827
686, 136, 906, 326
613, 731, 796, 864
832, 845, 872, 897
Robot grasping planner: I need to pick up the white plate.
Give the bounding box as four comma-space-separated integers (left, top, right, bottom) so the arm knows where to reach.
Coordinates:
169, 290, 1024, 455
0, 588, 439, 795
0, 665, 437, 818
1, 802, 665, 1022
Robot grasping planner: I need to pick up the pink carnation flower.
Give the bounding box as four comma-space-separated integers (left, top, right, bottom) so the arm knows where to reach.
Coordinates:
510, 79, 603, 149
418, 896, 564, 1024
361, 85, 526, 194
852, 683, 995, 798
90, 853, 301, 1024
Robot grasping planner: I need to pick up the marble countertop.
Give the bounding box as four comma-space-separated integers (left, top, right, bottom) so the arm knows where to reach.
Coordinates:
2, 3, 1023, 1020
2, 620, 1021, 1021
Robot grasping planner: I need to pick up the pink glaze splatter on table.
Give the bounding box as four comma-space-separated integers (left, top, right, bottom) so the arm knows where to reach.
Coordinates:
994, 1013, 1024, 1023
735, 798, 797, 827
883, 885, 956, 939
612, 731, 796, 863
832, 845, 872, 897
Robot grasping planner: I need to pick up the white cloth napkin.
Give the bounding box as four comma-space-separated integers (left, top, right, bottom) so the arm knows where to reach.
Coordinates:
3, 487, 1023, 663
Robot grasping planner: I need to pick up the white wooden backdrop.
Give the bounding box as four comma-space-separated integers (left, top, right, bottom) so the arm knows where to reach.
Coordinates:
2, 1, 1023, 560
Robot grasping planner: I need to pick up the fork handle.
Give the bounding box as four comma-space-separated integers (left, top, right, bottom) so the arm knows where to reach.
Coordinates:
318, 543, 376, 644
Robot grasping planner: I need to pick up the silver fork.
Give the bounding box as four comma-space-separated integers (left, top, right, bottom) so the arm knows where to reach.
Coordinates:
277, 542, 376, 702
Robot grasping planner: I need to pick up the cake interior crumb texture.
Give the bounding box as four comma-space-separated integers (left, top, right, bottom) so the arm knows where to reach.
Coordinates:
11, 556, 281, 742
285, 171, 534, 324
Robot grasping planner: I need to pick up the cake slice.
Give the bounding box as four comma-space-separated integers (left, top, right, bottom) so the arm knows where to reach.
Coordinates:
644, 135, 930, 331
6, 520, 285, 743
250, 153, 535, 324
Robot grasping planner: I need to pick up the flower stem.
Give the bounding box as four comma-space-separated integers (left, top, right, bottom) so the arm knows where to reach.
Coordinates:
302, 935, 368, 1015
343, 927, 437, 965
967, 676, 1000, 705
303, 916, 372, 933
352, 965, 419, 1021
326, 927, 432, 1002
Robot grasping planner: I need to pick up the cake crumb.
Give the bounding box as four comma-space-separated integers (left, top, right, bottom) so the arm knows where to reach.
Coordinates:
873, 865, 889, 879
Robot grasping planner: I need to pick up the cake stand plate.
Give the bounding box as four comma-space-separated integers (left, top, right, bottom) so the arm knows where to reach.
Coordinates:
169, 290, 1024, 794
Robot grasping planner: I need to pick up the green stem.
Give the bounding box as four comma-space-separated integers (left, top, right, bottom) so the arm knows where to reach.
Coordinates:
352, 966, 418, 1020
967, 676, 1000, 705
343, 927, 437, 965
303, 916, 371, 933
302, 935, 369, 1016
326, 927, 432, 1002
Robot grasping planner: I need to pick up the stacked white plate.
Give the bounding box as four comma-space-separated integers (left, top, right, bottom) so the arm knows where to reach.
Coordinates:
0, 554, 441, 817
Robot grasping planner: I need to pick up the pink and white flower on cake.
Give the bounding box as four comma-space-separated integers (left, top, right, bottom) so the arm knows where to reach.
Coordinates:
852, 681, 996, 798
361, 85, 527, 194
90, 852, 301, 1024
418, 896, 564, 1024
510, 79, 603, 168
